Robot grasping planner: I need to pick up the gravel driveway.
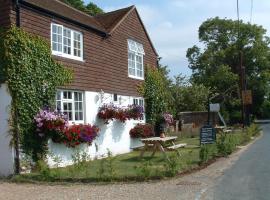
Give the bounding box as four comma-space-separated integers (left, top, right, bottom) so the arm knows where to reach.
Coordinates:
0, 135, 260, 200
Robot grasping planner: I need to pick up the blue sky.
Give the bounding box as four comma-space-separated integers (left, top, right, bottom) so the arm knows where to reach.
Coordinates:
85, 0, 270, 77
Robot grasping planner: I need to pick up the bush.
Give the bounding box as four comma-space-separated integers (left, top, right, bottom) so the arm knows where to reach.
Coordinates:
97, 150, 116, 181
199, 144, 217, 164
216, 133, 237, 156
135, 160, 153, 180
163, 153, 181, 177
129, 123, 154, 138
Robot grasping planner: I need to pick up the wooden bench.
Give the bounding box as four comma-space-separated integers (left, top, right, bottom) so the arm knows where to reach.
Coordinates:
167, 143, 187, 150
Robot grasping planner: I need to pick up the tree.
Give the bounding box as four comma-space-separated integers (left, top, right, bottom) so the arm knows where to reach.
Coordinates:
85, 2, 104, 15
187, 17, 270, 122
138, 65, 171, 124
61, 0, 104, 16
172, 75, 210, 113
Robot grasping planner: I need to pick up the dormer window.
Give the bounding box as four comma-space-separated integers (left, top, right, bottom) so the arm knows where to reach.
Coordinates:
128, 39, 145, 79
51, 23, 83, 61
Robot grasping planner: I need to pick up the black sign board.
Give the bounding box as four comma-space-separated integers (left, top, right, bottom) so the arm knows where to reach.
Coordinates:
200, 125, 216, 145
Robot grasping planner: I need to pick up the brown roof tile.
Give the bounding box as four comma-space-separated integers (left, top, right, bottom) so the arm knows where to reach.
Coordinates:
22, 0, 107, 33
95, 6, 135, 33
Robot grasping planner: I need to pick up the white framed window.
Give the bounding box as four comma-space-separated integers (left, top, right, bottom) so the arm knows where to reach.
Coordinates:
128, 39, 145, 79
56, 90, 84, 124
133, 97, 145, 121
51, 23, 83, 61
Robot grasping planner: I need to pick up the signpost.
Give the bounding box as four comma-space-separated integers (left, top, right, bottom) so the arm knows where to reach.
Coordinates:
200, 125, 216, 145
242, 90, 252, 105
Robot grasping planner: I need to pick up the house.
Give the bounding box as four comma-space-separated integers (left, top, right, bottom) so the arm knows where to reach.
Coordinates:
0, 0, 158, 175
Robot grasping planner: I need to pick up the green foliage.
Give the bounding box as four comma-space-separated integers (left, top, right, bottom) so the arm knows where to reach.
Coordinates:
171, 75, 210, 113
199, 144, 217, 164
216, 133, 237, 156
138, 65, 170, 124
135, 160, 153, 180
60, 0, 104, 16
97, 150, 116, 181
247, 123, 261, 137
71, 150, 90, 169
187, 17, 270, 122
0, 27, 72, 161
163, 153, 181, 177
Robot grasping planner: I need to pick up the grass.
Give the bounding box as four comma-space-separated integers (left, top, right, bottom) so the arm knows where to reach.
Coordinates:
11, 125, 260, 183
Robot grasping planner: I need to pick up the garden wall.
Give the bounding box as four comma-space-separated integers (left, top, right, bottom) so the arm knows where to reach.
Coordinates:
0, 84, 14, 176
47, 91, 144, 167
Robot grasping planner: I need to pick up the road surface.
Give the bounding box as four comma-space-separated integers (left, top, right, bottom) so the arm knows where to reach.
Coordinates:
212, 124, 270, 200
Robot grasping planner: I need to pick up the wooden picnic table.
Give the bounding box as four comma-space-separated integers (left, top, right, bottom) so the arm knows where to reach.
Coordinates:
140, 136, 186, 161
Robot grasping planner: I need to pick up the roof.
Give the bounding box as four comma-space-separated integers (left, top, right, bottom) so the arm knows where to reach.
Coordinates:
95, 6, 135, 34
21, 0, 107, 33
19, 0, 158, 55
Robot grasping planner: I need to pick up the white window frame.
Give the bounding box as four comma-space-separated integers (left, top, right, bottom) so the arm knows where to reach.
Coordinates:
56, 90, 85, 124
51, 23, 84, 61
128, 39, 145, 80
133, 97, 145, 121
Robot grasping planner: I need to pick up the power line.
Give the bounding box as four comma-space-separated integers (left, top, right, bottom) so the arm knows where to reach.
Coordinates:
237, 0, 240, 39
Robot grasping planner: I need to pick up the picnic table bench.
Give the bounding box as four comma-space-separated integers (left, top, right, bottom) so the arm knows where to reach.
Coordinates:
140, 136, 186, 161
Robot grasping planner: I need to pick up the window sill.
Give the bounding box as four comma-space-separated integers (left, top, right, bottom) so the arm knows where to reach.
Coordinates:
68, 120, 85, 125
52, 52, 84, 62
128, 75, 144, 80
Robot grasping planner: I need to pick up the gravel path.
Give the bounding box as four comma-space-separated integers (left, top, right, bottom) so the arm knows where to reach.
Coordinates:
0, 133, 260, 200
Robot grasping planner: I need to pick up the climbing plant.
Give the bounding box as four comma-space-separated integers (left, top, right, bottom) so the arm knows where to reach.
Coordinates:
0, 26, 72, 161
138, 65, 169, 125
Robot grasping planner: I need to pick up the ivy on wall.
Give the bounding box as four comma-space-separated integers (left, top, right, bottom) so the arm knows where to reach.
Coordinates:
138, 65, 168, 125
0, 26, 73, 161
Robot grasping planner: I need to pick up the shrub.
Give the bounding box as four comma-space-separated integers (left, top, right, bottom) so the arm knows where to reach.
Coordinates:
163, 153, 181, 177
97, 150, 116, 181
129, 124, 154, 138
217, 133, 237, 156
135, 160, 153, 180
199, 144, 217, 164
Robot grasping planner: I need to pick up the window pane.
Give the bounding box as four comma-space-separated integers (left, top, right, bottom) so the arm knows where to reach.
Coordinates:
56, 101, 61, 111
79, 102, 82, 110
139, 99, 144, 106
52, 43, 57, 51
137, 70, 143, 78
56, 91, 61, 100
52, 25, 57, 33
79, 112, 83, 120
74, 92, 78, 101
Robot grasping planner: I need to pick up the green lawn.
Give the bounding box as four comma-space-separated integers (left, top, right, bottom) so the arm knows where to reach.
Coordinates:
13, 136, 201, 183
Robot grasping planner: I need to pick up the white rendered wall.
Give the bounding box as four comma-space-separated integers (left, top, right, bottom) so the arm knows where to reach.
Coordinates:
48, 91, 144, 167
0, 84, 14, 176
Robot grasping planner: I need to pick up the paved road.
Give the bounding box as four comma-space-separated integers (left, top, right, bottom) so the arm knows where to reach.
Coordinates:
213, 124, 270, 200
